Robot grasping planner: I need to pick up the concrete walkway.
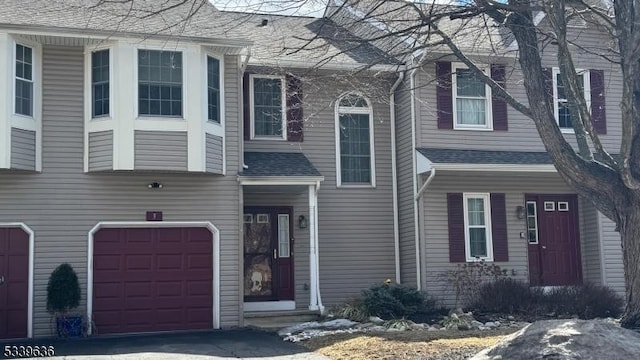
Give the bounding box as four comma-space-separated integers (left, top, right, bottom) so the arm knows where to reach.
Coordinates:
3, 329, 328, 360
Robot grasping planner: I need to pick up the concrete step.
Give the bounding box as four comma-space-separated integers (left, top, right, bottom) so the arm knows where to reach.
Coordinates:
244, 310, 321, 331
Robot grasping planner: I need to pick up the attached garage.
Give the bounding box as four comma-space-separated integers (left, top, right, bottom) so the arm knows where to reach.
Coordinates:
89, 223, 219, 335
0, 226, 32, 339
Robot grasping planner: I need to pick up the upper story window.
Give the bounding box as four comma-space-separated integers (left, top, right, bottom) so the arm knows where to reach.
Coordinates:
15, 44, 33, 117
452, 64, 492, 130
138, 49, 183, 117
335, 94, 375, 187
91, 49, 109, 117
207, 56, 220, 123
463, 193, 493, 261
250, 75, 285, 139
553, 68, 590, 132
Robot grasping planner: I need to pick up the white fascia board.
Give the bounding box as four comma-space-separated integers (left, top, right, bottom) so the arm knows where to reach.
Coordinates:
432, 163, 557, 172
416, 150, 433, 174
0, 24, 252, 48
238, 176, 325, 185
248, 59, 402, 72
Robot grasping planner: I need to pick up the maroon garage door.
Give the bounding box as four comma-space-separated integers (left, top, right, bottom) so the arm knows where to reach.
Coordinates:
0, 228, 29, 339
93, 227, 213, 334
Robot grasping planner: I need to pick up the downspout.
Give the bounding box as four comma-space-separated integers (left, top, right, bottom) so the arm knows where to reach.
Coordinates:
390, 72, 405, 284
314, 180, 324, 312
240, 50, 251, 170
409, 50, 428, 290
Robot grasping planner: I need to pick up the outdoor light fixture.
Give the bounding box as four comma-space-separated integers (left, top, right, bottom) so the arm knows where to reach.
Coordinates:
298, 215, 308, 229
147, 182, 163, 189
516, 205, 525, 220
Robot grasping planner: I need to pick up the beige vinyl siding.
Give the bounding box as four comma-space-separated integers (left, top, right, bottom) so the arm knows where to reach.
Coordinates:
244, 71, 397, 306
244, 189, 311, 309
10, 128, 36, 171
394, 80, 417, 287
599, 212, 625, 296
0, 45, 242, 337
206, 133, 223, 174
579, 197, 602, 285
416, 25, 622, 152
421, 171, 575, 305
88, 130, 113, 171
134, 131, 188, 171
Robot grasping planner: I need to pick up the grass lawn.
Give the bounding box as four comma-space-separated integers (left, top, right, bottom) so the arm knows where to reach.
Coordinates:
300, 327, 522, 360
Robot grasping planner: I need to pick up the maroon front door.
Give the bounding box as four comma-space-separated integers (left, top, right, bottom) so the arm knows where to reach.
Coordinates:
93, 227, 213, 334
0, 228, 29, 339
526, 194, 582, 286
243, 207, 294, 302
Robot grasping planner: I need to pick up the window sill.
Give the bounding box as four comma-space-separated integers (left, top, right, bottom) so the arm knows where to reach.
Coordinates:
452, 126, 494, 132
137, 116, 185, 121
466, 257, 494, 262
337, 183, 376, 189
560, 128, 575, 134
250, 136, 287, 141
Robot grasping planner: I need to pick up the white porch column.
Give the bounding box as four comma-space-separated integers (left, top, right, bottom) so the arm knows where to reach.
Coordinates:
308, 184, 319, 311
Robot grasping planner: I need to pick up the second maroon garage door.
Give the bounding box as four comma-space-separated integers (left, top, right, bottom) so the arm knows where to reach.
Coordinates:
93, 227, 213, 334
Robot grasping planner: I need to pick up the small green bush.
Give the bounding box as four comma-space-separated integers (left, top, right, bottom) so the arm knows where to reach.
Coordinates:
470, 280, 623, 320
361, 282, 434, 319
46, 263, 81, 315
331, 298, 370, 322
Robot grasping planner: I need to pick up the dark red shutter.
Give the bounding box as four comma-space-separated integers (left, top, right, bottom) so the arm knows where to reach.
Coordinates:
286, 75, 304, 142
490, 193, 509, 262
447, 193, 465, 262
542, 67, 554, 108
436, 61, 453, 129
491, 64, 508, 131
243, 72, 251, 140
589, 69, 607, 134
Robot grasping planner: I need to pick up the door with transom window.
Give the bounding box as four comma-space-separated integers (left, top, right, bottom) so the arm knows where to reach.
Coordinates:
525, 194, 582, 286
243, 207, 294, 301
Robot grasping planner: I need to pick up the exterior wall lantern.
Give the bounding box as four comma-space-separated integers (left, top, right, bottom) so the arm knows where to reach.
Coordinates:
298, 215, 308, 229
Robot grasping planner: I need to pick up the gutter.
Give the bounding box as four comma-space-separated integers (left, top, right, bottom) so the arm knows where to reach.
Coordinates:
415, 168, 436, 201
240, 50, 251, 170
314, 181, 324, 313
389, 72, 405, 284
409, 51, 429, 291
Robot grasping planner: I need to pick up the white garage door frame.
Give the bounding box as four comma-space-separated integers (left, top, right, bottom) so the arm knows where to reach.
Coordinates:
87, 221, 220, 335
0, 222, 34, 338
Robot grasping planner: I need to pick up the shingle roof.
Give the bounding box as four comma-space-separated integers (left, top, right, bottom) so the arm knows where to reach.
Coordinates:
0, 0, 248, 43
417, 148, 552, 165
218, 11, 400, 66
241, 152, 322, 177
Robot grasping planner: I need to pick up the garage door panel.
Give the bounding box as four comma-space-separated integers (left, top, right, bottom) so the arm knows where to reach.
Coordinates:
93, 227, 213, 334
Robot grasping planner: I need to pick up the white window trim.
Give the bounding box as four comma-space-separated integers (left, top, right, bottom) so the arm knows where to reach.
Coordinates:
249, 74, 287, 141
335, 93, 376, 188
526, 200, 539, 244
204, 53, 224, 126
463, 193, 494, 262
85, 45, 114, 121
552, 67, 590, 134
134, 46, 186, 121
9, 37, 42, 171
452, 63, 493, 131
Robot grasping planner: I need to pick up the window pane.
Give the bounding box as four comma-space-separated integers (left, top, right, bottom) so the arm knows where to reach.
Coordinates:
469, 228, 487, 258
92, 50, 110, 117
457, 98, 486, 125
15, 79, 32, 116
456, 69, 485, 97
558, 102, 572, 128
339, 113, 371, 183
253, 77, 283, 136
138, 49, 182, 116
207, 56, 220, 122
278, 215, 290, 258
467, 198, 485, 226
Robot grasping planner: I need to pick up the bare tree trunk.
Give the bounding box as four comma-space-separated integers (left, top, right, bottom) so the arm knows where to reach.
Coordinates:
620, 204, 640, 328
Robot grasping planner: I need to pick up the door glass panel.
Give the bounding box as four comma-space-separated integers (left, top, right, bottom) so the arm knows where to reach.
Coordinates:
244, 213, 273, 297
278, 214, 290, 258
526, 201, 538, 244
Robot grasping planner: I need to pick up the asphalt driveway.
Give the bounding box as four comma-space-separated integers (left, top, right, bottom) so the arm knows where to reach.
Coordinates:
2, 329, 327, 359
